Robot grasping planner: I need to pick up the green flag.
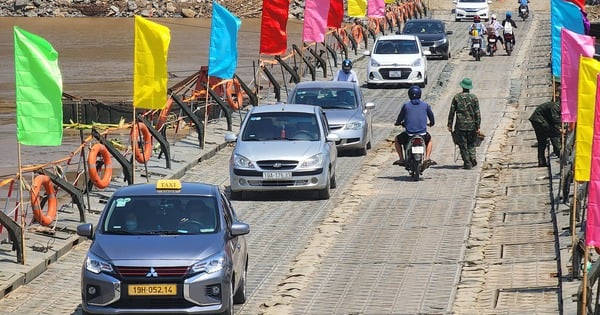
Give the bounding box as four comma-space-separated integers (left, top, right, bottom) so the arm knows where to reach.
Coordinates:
14, 26, 63, 146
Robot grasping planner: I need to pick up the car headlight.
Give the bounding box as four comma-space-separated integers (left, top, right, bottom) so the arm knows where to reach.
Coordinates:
411, 58, 423, 67
345, 121, 363, 130
85, 252, 114, 274
434, 38, 447, 45
232, 153, 254, 169
191, 252, 226, 275
369, 58, 380, 67
299, 153, 324, 169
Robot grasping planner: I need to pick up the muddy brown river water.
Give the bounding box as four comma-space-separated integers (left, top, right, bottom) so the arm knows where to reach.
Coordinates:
0, 17, 305, 171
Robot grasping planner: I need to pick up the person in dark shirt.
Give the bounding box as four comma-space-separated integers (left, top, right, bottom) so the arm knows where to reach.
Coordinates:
529, 100, 562, 167
448, 78, 481, 170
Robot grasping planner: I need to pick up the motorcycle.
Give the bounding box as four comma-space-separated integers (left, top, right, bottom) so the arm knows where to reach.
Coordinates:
486, 33, 498, 57
518, 4, 529, 21
504, 32, 514, 56
470, 36, 483, 61
404, 134, 426, 181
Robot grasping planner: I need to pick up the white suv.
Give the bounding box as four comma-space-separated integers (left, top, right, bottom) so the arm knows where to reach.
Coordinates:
453, 0, 491, 21
363, 34, 429, 88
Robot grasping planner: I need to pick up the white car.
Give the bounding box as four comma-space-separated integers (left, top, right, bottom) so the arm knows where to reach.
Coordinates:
363, 34, 429, 88
453, 0, 491, 21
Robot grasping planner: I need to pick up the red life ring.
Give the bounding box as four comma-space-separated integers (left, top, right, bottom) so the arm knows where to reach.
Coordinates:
155, 97, 174, 131
31, 175, 57, 226
131, 122, 152, 163
88, 143, 113, 189
226, 79, 245, 111
351, 24, 364, 46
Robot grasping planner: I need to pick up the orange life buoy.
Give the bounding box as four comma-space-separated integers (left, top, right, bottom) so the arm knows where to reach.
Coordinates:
31, 175, 57, 226
155, 97, 174, 131
131, 122, 153, 163
88, 143, 113, 189
368, 18, 380, 35
351, 24, 363, 47
226, 79, 245, 111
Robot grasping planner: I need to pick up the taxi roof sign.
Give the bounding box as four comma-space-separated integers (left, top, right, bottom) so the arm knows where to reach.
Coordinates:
156, 179, 182, 190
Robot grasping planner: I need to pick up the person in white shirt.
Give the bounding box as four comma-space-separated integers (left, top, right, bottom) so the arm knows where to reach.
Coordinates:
333, 59, 359, 84
486, 14, 505, 48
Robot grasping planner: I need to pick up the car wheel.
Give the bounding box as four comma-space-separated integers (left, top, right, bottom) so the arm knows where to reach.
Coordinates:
442, 51, 449, 60
233, 265, 247, 304
317, 173, 331, 199
367, 140, 372, 150
230, 190, 243, 200
330, 172, 337, 189
219, 282, 234, 315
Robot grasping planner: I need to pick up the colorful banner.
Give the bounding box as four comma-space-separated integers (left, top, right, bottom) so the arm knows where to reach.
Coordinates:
560, 28, 595, 123
14, 27, 63, 146
327, 0, 344, 29
259, 0, 290, 55
209, 2, 241, 79
585, 73, 600, 246
551, 0, 584, 79
348, 0, 367, 17
303, 0, 330, 42
133, 16, 171, 109
566, 0, 585, 11
367, 0, 385, 18
575, 56, 600, 182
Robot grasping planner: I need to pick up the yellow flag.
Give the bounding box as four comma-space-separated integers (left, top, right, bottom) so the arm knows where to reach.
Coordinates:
133, 16, 170, 109
348, 0, 367, 17
575, 56, 600, 181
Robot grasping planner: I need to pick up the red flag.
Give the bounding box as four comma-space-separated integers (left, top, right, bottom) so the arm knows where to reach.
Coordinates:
260, 0, 290, 55
327, 0, 344, 28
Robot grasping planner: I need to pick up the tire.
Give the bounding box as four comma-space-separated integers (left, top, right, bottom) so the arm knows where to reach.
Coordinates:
442, 51, 449, 60
475, 50, 480, 61
233, 265, 247, 304
506, 42, 512, 55
219, 282, 234, 315
330, 172, 337, 189
317, 172, 331, 199
412, 163, 421, 181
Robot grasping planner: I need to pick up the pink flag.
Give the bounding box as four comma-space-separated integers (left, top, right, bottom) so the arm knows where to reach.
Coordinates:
585, 73, 600, 246
367, 0, 385, 18
303, 0, 330, 43
560, 28, 595, 123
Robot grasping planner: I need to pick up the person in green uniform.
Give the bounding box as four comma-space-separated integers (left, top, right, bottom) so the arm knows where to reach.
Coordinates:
448, 78, 481, 170
528, 100, 562, 167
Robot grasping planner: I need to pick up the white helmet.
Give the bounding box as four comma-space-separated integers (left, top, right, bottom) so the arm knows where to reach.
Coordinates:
491, 14, 497, 20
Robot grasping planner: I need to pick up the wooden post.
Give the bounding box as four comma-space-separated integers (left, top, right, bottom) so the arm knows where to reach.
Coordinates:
582, 245, 589, 314
17, 143, 25, 265
572, 181, 578, 247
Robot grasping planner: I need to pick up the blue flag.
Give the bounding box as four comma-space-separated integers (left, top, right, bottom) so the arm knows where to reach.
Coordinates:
551, 0, 584, 79
208, 2, 241, 79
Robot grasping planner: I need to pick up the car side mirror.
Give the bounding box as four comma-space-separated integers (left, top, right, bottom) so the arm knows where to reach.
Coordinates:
447, 30, 453, 35
77, 223, 94, 239
326, 133, 340, 142
365, 102, 375, 109
225, 132, 237, 143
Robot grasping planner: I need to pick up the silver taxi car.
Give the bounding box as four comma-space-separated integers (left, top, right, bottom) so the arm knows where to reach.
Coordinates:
76, 179, 249, 315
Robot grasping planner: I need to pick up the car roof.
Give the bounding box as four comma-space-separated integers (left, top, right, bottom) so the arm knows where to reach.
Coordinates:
376, 34, 418, 41
112, 181, 219, 198
404, 18, 444, 25
294, 81, 357, 89
250, 103, 319, 114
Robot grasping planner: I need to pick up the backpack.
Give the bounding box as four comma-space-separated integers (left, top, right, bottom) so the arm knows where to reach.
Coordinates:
504, 21, 513, 34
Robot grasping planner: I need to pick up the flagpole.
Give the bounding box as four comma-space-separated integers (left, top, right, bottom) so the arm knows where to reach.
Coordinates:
17, 142, 25, 265
204, 76, 210, 148
572, 181, 578, 247
131, 110, 136, 184
582, 245, 589, 314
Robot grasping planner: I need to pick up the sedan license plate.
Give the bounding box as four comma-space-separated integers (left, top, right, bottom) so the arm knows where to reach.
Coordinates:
411, 146, 424, 154
128, 284, 177, 296
389, 71, 402, 78
263, 171, 292, 180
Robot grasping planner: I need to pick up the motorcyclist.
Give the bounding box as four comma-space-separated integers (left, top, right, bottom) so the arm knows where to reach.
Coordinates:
468, 15, 487, 53
501, 11, 518, 46
486, 14, 505, 49
518, 0, 530, 17
393, 86, 435, 168
333, 59, 359, 84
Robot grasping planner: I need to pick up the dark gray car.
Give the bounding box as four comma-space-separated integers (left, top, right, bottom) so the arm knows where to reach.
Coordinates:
401, 19, 453, 60
76, 179, 249, 315
288, 81, 375, 155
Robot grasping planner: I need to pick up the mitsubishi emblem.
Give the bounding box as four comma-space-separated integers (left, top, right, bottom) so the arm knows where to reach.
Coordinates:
146, 267, 159, 278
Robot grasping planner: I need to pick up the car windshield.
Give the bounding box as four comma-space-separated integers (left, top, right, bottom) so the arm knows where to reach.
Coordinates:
403, 22, 443, 34
102, 196, 219, 235
374, 39, 419, 54
242, 112, 320, 141
291, 88, 357, 110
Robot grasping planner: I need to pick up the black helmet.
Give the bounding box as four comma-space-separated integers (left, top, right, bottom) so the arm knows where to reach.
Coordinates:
408, 85, 421, 100
342, 59, 352, 73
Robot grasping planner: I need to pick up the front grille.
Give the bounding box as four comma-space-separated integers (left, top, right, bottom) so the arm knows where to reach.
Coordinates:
378, 67, 412, 80
115, 266, 189, 279
256, 160, 298, 170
